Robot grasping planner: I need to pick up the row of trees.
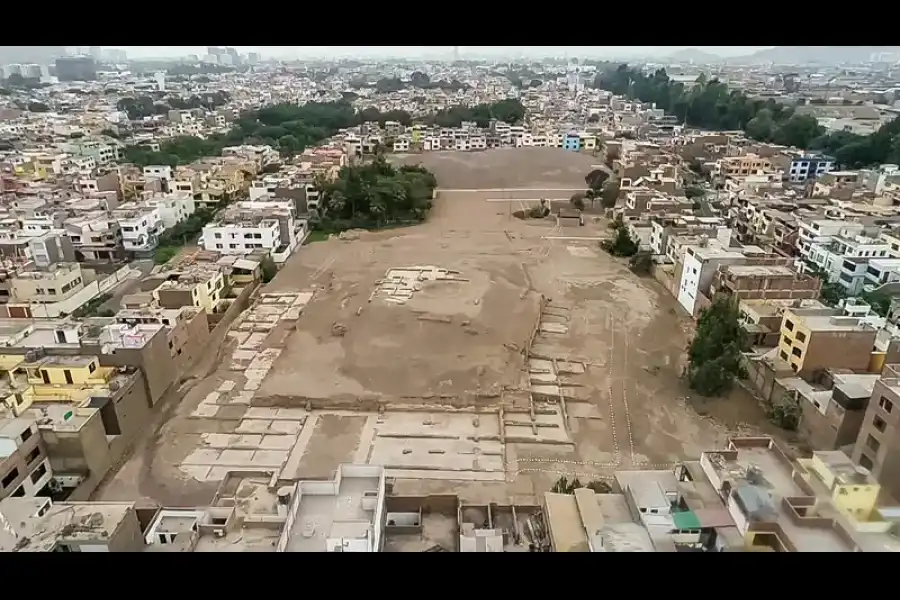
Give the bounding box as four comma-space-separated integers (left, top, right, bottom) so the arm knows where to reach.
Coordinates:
123, 98, 529, 168
123, 99, 360, 166
423, 99, 526, 128
116, 91, 231, 120
315, 156, 437, 231
363, 73, 469, 94
595, 65, 900, 167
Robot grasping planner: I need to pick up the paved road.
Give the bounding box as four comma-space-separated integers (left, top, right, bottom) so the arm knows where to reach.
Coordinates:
97, 260, 154, 313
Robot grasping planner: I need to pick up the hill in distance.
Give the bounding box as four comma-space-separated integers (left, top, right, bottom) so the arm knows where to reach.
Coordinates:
737, 46, 900, 65
666, 48, 722, 64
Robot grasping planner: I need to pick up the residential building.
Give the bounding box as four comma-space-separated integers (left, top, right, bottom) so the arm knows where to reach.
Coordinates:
275, 464, 386, 552
9, 263, 86, 305
789, 155, 835, 183
778, 307, 877, 376
562, 133, 581, 152
112, 203, 162, 254
0, 418, 51, 500
675, 240, 747, 317
711, 260, 821, 301
151, 266, 225, 313
851, 365, 900, 499
142, 191, 196, 230
64, 213, 123, 262
699, 437, 900, 552
716, 154, 773, 178
0, 497, 144, 552
805, 233, 889, 295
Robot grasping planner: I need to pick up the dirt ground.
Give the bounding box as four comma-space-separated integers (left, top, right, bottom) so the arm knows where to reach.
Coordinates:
392, 147, 602, 189
94, 148, 779, 507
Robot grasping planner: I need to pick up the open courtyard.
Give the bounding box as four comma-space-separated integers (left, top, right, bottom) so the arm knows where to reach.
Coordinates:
95, 148, 774, 507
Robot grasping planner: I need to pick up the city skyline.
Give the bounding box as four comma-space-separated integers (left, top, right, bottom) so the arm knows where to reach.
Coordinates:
107, 46, 775, 60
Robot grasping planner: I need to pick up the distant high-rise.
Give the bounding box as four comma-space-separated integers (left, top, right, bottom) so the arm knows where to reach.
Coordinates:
55, 56, 97, 82
0, 46, 65, 66
453, 46, 460, 61
89, 46, 103, 60
247, 52, 260, 64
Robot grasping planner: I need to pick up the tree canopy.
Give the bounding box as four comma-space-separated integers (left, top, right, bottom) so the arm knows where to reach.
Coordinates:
595, 65, 900, 167
424, 99, 526, 128
117, 91, 231, 119
123, 100, 360, 167
687, 294, 747, 396
316, 157, 437, 231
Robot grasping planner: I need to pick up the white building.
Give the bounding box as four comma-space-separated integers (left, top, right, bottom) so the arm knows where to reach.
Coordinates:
806, 233, 889, 294
676, 240, 747, 316
202, 217, 280, 255
112, 204, 162, 253
142, 165, 173, 183
143, 192, 196, 230
275, 464, 386, 552
796, 219, 864, 261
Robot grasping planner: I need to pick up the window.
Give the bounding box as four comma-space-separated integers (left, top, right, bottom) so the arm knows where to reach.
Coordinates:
785, 320, 794, 331
867, 435, 881, 452
88, 362, 96, 373
20, 426, 32, 443
874, 415, 887, 433
30, 462, 47, 484
26, 446, 40, 464
879, 396, 894, 414
792, 347, 803, 358
859, 453, 875, 470
2, 467, 19, 488
795, 331, 806, 343
780, 351, 788, 361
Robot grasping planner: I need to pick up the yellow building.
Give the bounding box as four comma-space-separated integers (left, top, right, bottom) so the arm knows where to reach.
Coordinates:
153, 267, 225, 313
801, 451, 880, 521
778, 308, 876, 376
0, 354, 114, 416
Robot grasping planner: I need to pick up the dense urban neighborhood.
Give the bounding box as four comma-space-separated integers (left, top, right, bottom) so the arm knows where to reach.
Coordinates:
2, 45, 900, 553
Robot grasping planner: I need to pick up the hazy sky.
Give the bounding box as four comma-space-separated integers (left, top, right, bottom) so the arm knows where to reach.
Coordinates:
111, 46, 774, 60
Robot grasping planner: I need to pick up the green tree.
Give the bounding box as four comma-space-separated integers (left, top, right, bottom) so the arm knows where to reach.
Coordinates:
600, 182, 620, 208
601, 219, 638, 257
569, 192, 586, 211
592, 63, 900, 168
687, 295, 747, 396
27, 102, 49, 112
260, 255, 277, 283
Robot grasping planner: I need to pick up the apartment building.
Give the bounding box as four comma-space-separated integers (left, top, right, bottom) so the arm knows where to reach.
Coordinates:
0, 418, 51, 500
142, 191, 196, 229
675, 239, 749, 317
716, 154, 773, 178
711, 261, 821, 301
151, 266, 225, 313
796, 219, 864, 262
112, 203, 162, 254
700, 437, 899, 552
778, 307, 877, 376
142, 165, 173, 184
0, 497, 145, 552
789, 155, 836, 183
276, 464, 386, 552
9, 263, 85, 304
851, 364, 900, 499
64, 213, 122, 261
202, 203, 298, 261
805, 233, 889, 295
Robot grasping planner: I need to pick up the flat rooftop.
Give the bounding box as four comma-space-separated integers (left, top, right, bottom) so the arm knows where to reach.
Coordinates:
284, 467, 382, 552
0, 498, 135, 552
707, 445, 851, 552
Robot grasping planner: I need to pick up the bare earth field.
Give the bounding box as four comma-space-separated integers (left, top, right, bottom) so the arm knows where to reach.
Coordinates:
95, 149, 776, 507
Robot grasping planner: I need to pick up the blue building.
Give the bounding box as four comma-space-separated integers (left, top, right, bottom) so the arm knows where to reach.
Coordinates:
789, 155, 835, 183
563, 133, 581, 152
